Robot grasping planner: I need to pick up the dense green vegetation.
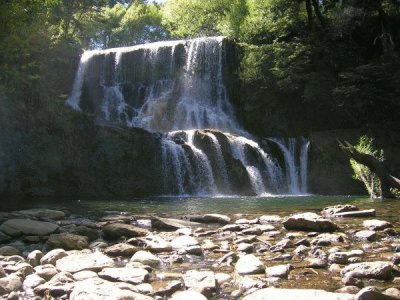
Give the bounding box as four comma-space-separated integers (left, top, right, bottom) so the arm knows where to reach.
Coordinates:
1, 0, 399, 197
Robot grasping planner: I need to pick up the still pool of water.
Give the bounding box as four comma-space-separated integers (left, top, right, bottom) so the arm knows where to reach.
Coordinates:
2, 195, 399, 220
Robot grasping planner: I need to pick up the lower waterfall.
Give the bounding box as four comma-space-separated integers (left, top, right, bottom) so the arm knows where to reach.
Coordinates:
67, 36, 309, 196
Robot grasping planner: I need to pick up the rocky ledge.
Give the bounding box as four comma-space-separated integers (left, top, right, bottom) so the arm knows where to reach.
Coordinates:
1, 205, 400, 299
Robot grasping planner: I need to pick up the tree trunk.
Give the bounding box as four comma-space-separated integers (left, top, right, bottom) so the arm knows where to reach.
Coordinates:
311, 0, 326, 26
305, 0, 313, 29
338, 140, 400, 198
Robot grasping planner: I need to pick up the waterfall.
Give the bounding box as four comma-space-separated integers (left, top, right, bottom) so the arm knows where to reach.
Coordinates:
67, 36, 309, 196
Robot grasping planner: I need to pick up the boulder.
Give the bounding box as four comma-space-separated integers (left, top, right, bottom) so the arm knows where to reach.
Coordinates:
354, 230, 377, 241
190, 214, 231, 224
40, 248, 68, 265
0, 246, 21, 256
171, 235, 199, 250
152, 217, 200, 230
130, 251, 160, 267
102, 223, 149, 240
321, 205, 360, 217
311, 233, 345, 246
183, 270, 216, 295
56, 251, 115, 273
259, 215, 282, 223
46, 233, 88, 250
283, 213, 338, 232
243, 288, 354, 300
332, 210, 376, 218
0, 219, 59, 236
70, 278, 152, 300
27, 250, 44, 267
355, 286, 399, 300
341, 262, 393, 280
33, 272, 75, 297
363, 220, 393, 231
328, 250, 364, 264
98, 267, 149, 284
152, 280, 181, 297
171, 290, 207, 300
0, 231, 11, 243
0, 275, 23, 296
17, 209, 65, 220
73, 271, 99, 281
0, 265, 5, 278
235, 254, 265, 275
139, 235, 172, 253
58, 225, 99, 242
23, 274, 46, 289
34, 264, 59, 281
265, 264, 293, 278
104, 243, 138, 257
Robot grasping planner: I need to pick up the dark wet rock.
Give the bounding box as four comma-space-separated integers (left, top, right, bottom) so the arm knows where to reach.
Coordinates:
70, 277, 152, 300
98, 267, 149, 284
321, 205, 360, 217
243, 288, 354, 300
171, 290, 207, 300
34, 264, 58, 281
23, 274, 46, 289
333, 210, 376, 218
0, 275, 23, 296
355, 286, 399, 300
0, 232, 11, 243
0, 246, 21, 256
190, 214, 231, 224
235, 254, 265, 274
26, 250, 44, 267
259, 215, 282, 224
58, 224, 99, 242
130, 250, 160, 267
102, 223, 149, 240
283, 213, 338, 232
0, 219, 59, 237
46, 233, 88, 250
40, 248, 68, 265
17, 209, 65, 220
329, 250, 364, 264
265, 264, 293, 278
152, 217, 200, 230
363, 220, 393, 231
183, 270, 216, 296
342, 261, 394, 280
104, 243, 138, 257
354, 230, 377, 241
139, 235, 172, 253
56, 251, 115, 273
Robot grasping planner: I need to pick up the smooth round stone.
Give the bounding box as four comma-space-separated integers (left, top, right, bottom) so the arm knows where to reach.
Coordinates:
235, 254, 265, 275
40, 249, 68, 265
27, 250, 44, 267
171, 290, 207, 300
0, 246, 21, 256
73, 270, 99, 281
130, 251, 160, 267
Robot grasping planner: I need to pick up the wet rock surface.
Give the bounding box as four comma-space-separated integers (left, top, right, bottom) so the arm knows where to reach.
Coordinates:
0, 204, 400, 299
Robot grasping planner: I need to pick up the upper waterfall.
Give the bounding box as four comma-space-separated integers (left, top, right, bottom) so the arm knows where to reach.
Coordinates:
67, 36, 242, 134
67, 37, 308, 196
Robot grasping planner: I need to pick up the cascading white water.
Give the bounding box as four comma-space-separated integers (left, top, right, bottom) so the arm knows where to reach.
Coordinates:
67, 36, 309, 196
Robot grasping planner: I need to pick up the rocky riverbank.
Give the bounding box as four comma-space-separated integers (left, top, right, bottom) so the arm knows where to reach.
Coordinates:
1, 205, 400, 299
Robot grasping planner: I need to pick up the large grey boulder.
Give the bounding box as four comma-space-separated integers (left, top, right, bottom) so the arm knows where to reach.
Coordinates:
56, 251, 115, 273
235, 254, 265, 275
70, 278, 152, 300
0, 219, 59, 237
104, 243, 138, 257
40, 248, 68, 265
283, 213, 338, 232
341, 262, 393, 280
98, 267, 149, 284
102, 223, 149, 239
46, 233, 88, 250
243, 288, 354, 300
355, 286, 399, 300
